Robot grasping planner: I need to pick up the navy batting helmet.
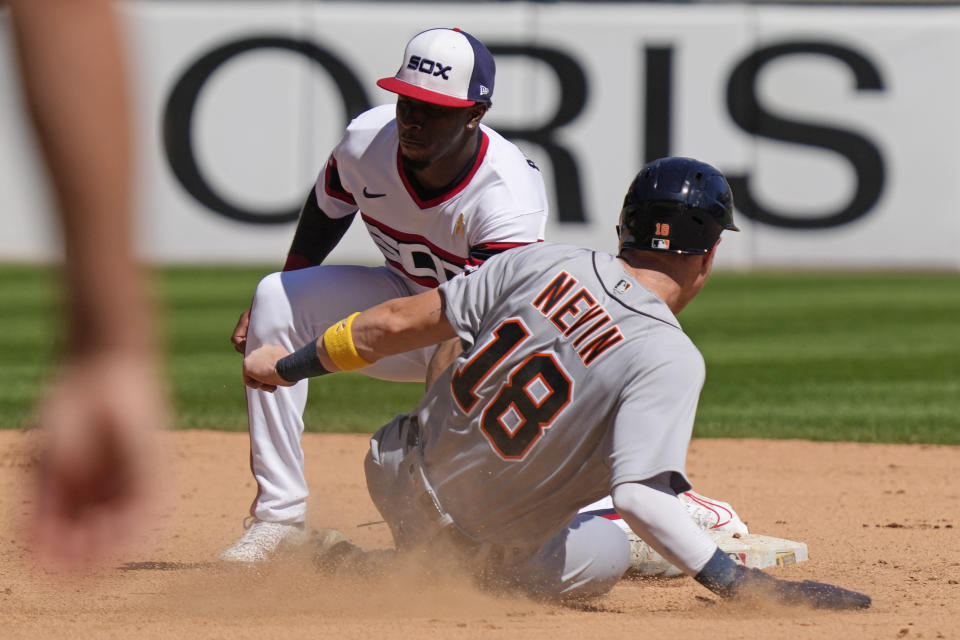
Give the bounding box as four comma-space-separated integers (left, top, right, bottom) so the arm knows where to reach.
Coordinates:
617, 157, 739, 256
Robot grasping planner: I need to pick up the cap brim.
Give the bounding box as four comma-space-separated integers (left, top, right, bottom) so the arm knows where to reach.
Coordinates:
377, 77, 476, 108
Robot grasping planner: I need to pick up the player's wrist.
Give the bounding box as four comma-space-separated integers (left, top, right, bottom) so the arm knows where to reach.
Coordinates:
275, 339, 330, 382
694, 547, 746, 597
322, 313, 374, 371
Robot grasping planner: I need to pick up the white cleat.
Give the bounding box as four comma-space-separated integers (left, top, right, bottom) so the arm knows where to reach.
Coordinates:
679, 491, 749, 537
624, 528, 685, 578
579, 492, 749, 577
218, 519, 308, 563
627, 491, 749, 577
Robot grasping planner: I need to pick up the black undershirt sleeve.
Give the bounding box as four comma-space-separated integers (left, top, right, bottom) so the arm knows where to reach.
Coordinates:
284, 188, 356, 271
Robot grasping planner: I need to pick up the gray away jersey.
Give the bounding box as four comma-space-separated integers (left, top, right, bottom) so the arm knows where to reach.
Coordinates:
417, 243, 705, 550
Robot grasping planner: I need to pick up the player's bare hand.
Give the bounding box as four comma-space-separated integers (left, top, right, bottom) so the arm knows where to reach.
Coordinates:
231, 309, 251, 354
243, 344, 294, 392
30, 352, 168, 570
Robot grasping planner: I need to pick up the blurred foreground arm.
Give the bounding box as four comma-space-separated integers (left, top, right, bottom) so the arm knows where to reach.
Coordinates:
9, 0, 167, 567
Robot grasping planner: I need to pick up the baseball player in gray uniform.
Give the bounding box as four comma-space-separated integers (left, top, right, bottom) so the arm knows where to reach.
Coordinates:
242, 157, 871, 607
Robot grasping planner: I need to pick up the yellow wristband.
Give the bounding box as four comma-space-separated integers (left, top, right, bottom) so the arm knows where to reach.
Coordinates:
323, 312, 374, 371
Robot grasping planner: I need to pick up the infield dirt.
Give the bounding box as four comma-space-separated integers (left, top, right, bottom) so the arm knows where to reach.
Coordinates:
1, 431, 957, 639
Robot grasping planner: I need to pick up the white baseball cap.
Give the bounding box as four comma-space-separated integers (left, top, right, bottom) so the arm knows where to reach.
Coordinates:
377, 28, 495, 107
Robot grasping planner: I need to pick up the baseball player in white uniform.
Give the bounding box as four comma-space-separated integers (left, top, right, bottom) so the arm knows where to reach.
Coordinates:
220, 28, 548, 561
241, 158, 871, 607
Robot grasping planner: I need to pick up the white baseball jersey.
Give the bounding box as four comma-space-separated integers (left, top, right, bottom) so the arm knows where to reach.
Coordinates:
315, 104, 548, 290
418, 243, 705, 550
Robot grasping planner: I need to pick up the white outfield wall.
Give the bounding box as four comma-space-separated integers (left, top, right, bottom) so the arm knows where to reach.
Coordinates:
2, 1, 959, 269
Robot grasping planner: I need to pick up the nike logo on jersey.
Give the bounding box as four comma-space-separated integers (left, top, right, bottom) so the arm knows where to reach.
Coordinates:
363, 187, 386, 198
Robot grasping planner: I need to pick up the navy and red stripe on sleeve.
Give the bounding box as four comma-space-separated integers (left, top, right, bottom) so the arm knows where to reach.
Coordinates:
467, 240, 542, 267
323, 156, 356, 206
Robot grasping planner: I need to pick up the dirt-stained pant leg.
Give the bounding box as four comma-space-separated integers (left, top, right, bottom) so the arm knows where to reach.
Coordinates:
245, 265, 431, 524
365, 417, 631, 601
364, 415, 452, 548
503, 515, 630, 600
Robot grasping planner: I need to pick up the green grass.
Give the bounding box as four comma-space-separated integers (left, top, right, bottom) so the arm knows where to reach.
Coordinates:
0, 265, 424, 433
2, 265, 958, 443
683, 272, 960, 443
